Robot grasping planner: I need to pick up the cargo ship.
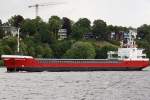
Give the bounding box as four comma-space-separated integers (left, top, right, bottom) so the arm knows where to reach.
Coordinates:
1, 30, 150, 72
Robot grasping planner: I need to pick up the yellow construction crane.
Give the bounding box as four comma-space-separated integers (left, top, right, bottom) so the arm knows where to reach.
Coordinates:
28, 2, 64, 18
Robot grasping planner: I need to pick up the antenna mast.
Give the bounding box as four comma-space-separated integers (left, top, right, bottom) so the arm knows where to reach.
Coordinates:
17, 28, 20, 53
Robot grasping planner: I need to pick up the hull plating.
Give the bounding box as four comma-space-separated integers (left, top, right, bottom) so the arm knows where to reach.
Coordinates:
3, 58, 149, 72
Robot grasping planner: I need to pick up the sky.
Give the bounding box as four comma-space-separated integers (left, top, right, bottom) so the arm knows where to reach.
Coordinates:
0, 0, 150, 28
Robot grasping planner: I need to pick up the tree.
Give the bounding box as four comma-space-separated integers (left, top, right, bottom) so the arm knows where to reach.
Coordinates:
32, 16, 43, 32
107, 25, 128, 33
2, 37, 17, 52
42, 44, 53, 58
3, 45, 12, 55
35, 44, 53, 58
27, 46, 36, 57
19, 41, 28, 55
21, 17, 46, 37
37, 22, 50, 43
72, 18, 91, 40
136, 40, 150, 58
0, 44, 4, 56
48, 16, 62, 38
52, 40, 73, 58
23, 37, 36, 56
63, 41, 96, 59
137, 24, 150, 39
0, 19, 2, 25
0, 19, 4, 38
8, 15, 24, 28
92, 19, 107, 40
21, 18, 37, 36
107, 25, 114, 33
62, 17, 72, 37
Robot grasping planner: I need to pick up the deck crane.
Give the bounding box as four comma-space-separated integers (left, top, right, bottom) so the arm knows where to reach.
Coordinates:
28, 2, 64, 18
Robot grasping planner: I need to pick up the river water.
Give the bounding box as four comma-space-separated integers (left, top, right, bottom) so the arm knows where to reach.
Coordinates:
0, 67, 150, 100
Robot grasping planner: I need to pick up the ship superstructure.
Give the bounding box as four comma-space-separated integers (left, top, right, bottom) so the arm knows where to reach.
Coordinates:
108, 30, 148, 61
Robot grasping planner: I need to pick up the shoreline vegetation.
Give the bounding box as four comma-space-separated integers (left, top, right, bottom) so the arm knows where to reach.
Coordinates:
0, 60, 4, 67
0, 15, 149, 60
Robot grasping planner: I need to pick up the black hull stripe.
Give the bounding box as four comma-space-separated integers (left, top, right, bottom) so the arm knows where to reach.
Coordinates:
12, 67, 144, 72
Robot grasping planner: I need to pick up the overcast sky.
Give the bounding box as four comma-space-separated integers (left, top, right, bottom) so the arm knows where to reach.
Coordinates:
0, 0, 150, 28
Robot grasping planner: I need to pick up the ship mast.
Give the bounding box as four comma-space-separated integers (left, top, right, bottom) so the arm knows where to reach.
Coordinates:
17, 28, 20, 53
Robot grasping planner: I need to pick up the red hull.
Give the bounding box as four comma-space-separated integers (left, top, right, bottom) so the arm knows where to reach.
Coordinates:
2, 57, 150, 72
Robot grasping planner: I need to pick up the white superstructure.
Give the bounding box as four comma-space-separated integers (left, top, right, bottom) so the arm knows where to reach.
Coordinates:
108, 30, 149, 61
